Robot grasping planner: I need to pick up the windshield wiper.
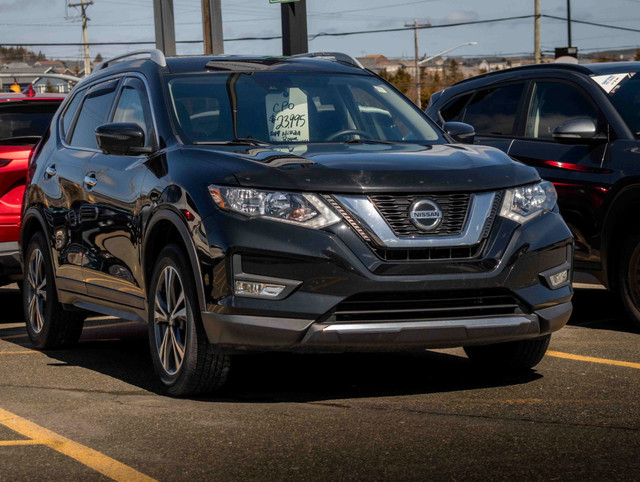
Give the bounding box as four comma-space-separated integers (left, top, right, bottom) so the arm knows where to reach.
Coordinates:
194, 137, 271, 146
344, 138, 395, 145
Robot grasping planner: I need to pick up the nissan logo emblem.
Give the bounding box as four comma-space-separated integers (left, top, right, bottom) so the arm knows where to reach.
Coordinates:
409, 199, 443, 231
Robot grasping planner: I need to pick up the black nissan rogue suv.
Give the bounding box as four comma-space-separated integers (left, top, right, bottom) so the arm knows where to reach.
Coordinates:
426, 62, 640, 329
21, 51, 573, 395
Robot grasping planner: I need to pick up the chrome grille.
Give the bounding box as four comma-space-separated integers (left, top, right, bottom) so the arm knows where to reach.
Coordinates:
368, 193, 471, 237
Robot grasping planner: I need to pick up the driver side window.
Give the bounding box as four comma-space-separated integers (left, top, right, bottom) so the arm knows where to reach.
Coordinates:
112, 78, 154, 147
525, 82, 599, 139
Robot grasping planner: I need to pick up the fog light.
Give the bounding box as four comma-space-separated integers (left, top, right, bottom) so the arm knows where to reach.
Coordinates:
549, 269, 568, 288
234, 280, 286, 298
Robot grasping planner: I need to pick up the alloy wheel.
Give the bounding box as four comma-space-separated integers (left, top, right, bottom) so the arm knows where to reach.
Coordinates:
26, 248, 47, 334
153, 265, 188, 375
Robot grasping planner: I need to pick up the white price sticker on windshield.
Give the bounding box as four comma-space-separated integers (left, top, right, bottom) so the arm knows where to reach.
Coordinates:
592, 73, 630, 93
266, 88, 309, 142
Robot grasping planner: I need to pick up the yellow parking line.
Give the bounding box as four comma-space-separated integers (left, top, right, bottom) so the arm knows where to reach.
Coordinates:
0, 334, 27, 340
0, 350, 37, 355
547, 350, 640, 369
0, 439, 43, 446
0, 407, 156, 481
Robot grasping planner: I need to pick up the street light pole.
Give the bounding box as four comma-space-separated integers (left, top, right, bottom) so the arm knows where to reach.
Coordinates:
567, 0, 572, 47
417, 41, 477, 65
534, 0, 541, 63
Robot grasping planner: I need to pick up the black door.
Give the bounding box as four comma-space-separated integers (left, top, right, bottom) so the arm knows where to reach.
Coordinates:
81, 77, 155, 311
507, 80, 611, 270
39, 80, 120, 295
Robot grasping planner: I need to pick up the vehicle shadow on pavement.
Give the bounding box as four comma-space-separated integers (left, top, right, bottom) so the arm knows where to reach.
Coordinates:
569, 290, 639, 334
1, 328, 542, 402
215, 351, 542, 403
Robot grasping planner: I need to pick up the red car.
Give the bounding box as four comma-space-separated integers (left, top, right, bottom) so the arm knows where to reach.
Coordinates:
0, 83, 70, 286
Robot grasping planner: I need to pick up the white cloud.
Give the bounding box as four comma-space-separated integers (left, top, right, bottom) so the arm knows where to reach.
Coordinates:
439, 10, 480, 25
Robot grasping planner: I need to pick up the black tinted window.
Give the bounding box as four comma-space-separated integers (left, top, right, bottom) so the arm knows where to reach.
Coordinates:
464, 84, 524, 136
440, 93, 471, 122
61, 89, 85, 141
112, 78, 154, 147
70, 79, 119, 149
0, 102, 59, 143
526, 82, 599, 139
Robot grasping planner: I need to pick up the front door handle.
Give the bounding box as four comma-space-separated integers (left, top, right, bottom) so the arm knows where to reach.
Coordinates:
44, 165, 56, 178
84, 174, 97, 188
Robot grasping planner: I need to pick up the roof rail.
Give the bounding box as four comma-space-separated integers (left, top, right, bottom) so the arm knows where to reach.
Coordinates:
291, 52, 364, 70
0, 73, 82, 83
94, 49, 167, 72
453, 62, 592, 87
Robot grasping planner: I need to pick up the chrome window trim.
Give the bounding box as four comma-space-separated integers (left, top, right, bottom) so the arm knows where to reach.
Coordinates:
58, 72, 161, 155
333, 192, 496, 248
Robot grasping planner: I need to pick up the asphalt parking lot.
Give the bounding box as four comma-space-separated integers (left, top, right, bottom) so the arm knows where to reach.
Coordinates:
0, 285, 638, 481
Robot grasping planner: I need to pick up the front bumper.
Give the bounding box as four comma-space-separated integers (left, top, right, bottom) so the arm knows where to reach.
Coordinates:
198, 207, 574, 353
202, 302, 571, 351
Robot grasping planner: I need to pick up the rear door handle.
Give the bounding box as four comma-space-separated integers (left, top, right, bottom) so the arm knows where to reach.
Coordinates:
44, 165, 56, 178
84, 174, 97, 188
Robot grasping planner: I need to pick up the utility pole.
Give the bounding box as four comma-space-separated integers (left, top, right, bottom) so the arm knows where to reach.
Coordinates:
534, 0, 541, 63
68, 0, 93, 76
281, 0, 308, 55
405, 18, 430, 107
567, 0, 572, 47
202, 0, 224, 55
153, 0, 176, 56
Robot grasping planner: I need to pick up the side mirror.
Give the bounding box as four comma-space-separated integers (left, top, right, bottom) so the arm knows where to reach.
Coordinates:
552, 118, 607, 144
95, 123, 152, 156
443, 121, 475, 144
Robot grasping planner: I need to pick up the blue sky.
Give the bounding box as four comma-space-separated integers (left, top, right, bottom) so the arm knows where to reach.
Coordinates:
0, 0, 638, 62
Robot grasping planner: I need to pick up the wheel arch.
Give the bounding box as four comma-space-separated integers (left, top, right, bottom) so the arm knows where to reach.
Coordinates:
20, 207, 51, 257
142, 208, 207, 313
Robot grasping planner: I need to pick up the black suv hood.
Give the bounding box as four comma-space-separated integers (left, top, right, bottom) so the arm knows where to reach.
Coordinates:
182, 143, 540, 193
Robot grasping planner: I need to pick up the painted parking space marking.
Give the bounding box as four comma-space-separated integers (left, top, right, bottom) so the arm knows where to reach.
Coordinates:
548, 350, 640, 369
0, 407, 156, 481
0, 350, 37, 355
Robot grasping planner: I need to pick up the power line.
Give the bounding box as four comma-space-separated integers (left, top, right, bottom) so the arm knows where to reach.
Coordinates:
1, 13, 639, 49
542, 14, 640, 34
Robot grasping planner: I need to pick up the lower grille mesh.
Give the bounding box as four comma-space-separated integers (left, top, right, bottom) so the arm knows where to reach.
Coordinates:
329, 289, 524, 323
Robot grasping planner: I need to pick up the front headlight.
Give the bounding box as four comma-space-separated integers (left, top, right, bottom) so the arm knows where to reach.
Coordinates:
499, 181, 557, 224
208, 185, 340, 229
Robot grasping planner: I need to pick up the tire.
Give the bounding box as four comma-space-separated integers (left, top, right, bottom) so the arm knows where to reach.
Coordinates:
23, 232, 85, 349
148, 244, 230, 396
463, 335, 551, 372
618, 235, 640, 331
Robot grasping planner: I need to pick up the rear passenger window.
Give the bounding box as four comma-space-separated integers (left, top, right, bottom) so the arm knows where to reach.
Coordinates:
440, 93, 472, 123
525, 82, 599, 139
464, 83, 524, 136
70, 79, 119, 149
60, 88, 85, 141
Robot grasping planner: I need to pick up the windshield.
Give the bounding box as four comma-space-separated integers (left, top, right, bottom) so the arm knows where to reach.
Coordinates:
0, 102, 59, 144
592, 72, 640, 137
165, 72, 443, 144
